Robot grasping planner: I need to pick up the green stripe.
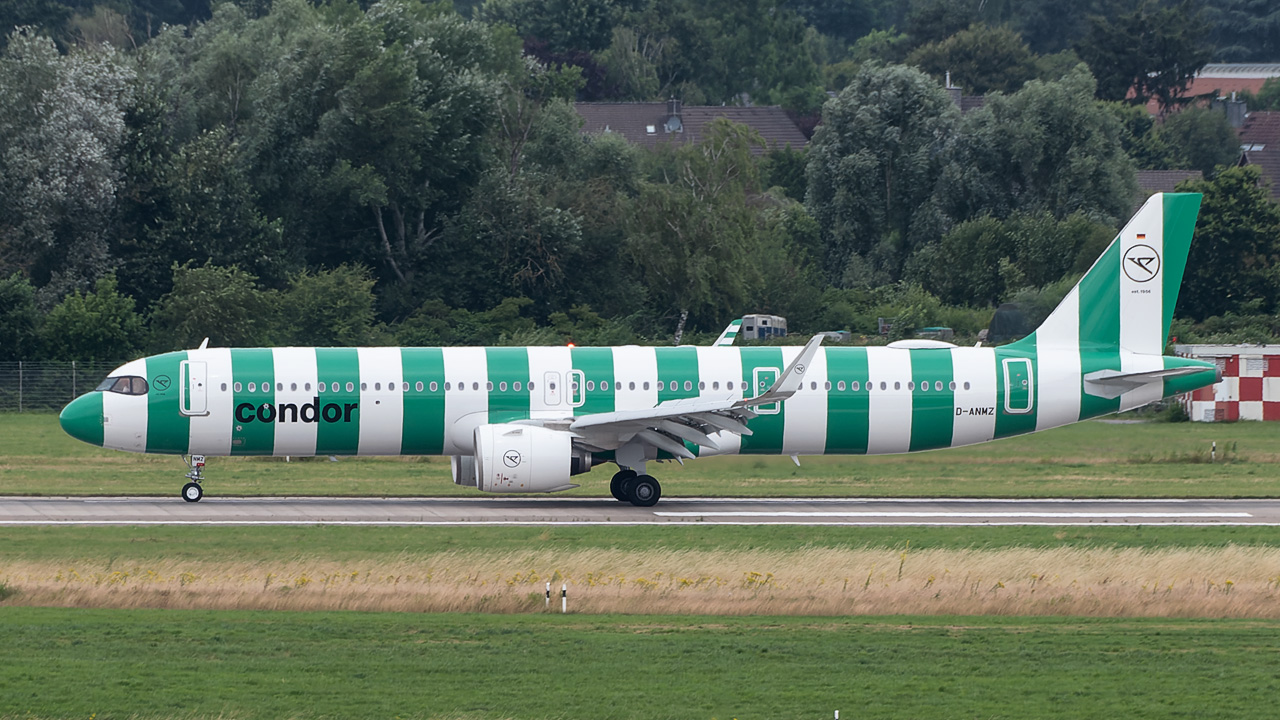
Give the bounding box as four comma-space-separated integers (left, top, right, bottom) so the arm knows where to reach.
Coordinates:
739, 347, 785, 454
571, 347, 614, 416
824, 347, 869, 454
656, 347, 699, 402
487, 347, 531, 423
994, 345, 1039, 439
315, 348, 360, 455
230, 349, 275, 456
1162, 193, 1200, 343
401, 348, 445, 455
1077, 240, 1121, 419
908, 349, 954, 451
145, 351, 190, 454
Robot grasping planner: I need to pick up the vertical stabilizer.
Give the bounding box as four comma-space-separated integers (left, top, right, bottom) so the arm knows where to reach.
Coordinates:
1025, 192, 1201, 353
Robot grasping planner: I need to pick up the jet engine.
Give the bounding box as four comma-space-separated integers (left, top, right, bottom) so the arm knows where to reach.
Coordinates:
470, 424, 591, 493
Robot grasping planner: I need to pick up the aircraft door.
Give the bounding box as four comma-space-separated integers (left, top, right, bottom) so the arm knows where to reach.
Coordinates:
543, 371, 562, 405
179, 360, 209, 416
752, 367, 780, 415
1002, 358, 1033, 414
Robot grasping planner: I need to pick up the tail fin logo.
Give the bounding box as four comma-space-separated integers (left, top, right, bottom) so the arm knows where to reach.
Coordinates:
1123, 244, 1160, 283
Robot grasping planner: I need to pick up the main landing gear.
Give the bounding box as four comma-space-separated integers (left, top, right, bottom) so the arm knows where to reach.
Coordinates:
610, 468, 662, 507
181, 454, 206, 502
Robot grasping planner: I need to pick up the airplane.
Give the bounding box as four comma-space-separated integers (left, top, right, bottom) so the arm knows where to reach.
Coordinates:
59, 193, 1220, 506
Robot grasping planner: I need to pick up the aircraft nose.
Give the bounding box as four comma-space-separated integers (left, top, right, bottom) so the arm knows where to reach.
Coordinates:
60, 393, 104, 447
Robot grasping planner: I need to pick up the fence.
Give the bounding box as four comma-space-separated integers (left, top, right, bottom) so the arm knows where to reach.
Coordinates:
0, 361, 123, 412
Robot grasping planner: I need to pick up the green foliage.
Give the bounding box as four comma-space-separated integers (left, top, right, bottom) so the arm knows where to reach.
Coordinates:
906, 23, 1038, 94
1172, 165, 1280, 322
41, 275, 146, 361
760, 145, 808, 201
806, 63, 958, 287
908, 211, 1113, 307
1175, 165, 1280, 322
1240, 78, 1280, 111
1076, 0, 1211, 111
149, 263, 279, 351
1156, 107, 1242, 177
279, 265, 383, 347
938, 65, 1136, 226
0, 274, 42, 361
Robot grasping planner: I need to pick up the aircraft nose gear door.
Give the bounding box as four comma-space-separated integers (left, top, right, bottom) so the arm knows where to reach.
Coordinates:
179, 360, 209, 416
1002, 357, 1034, 414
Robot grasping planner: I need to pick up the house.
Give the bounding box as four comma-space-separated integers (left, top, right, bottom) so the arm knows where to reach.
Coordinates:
1143, 63, 1280, 115
1177, 344, 1280, 421
574, 100, 808, 155
1238, 110, 1280, 201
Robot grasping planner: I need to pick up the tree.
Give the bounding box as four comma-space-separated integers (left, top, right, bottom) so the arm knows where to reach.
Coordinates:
0, 29, 135, 295
0, 274, 41, 361
805, 63, 958, 287
1076, 0, 1211, 112
1155, 107, 1242, 177
41, 275, 146, 361
1175, 165, 1280, 321
626, 119, 767, 340
938, 65, 1136, 227
907, 23, 1038, 94
149, 264, 279, 350
1204, 0, 1280, 63
279, 265, 382, 347
1242, 78, 1280, 111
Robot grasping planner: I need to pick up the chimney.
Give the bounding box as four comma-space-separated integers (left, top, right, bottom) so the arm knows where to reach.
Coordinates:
667, 97, 682, 117
1228, 91, 1247, 128
945, 71, 961, 108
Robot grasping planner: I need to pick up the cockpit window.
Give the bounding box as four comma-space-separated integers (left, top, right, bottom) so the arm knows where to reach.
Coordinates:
95, 376, 149, 395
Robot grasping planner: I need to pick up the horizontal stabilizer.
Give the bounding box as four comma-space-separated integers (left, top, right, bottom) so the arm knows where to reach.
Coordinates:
1082, 366, 1205, 399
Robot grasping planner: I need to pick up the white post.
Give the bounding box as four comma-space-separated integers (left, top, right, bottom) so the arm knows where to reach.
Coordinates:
545, 581, 550, 608
1212, 441, 1217, 462
561, 583, 567, 614
17, 361, 22, 413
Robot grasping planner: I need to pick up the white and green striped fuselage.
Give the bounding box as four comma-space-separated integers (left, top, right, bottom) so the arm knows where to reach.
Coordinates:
76, 342, 1214, 459
56, 193, 1221, 500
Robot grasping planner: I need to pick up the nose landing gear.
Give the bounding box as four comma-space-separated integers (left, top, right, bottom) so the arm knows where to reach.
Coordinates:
182, 455, 205, 502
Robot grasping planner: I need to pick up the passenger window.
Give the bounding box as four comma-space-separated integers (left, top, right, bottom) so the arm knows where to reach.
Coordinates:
528, 382, 535, 391
715, 382, 721, 390
824, 381, 831, 390
643, 381, 650, 390
514, 381, 522, 391
362, 383, 368, 391
445, 382, 452, 391
346, 382, 354, 392
402, 382, 409, 392
657, 381, 664, 391
920, 382, 928, 392
472, 382, 479, 391
487, 382, 494, 391
935, 381, 943, 391
698, 381, 705, 390
895, 382, 901, 390
629, 381, 636, 391
587, 381, 595, 391
908, 381, 916, 391
852, 381, 860, 391
221, 383, 228, 392
684, 381, 692, 391
277, 383, 283, 392
600, 381, 607, 391
949, 381, 957, 390
500, 382, 508, 392
234, 382, 242, 392
838, 381, 846, 391
880, 382, 887, 391
416, 382, 424, 392
248, 382, 256, 393
963, 381, 971, 390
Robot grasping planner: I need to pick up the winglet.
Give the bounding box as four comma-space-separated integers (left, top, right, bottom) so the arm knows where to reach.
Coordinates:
738, 334, 824, 409
713, 319, 743, 346
197, 337, 210, 350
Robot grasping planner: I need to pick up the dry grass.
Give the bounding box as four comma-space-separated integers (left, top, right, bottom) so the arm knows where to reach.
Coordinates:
5, 545, 1280, 617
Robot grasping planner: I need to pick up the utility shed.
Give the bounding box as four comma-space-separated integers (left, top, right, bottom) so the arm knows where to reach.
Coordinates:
1175, 344, 1280, 421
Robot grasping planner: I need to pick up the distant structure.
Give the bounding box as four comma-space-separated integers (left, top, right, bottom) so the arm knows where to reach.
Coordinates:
740, 314, 787, 340
1134, 169, 1203, 209
574, 100, 808, 155
1238, 110, 1280, 201
1176, 344, 1280, 421
1142, 63, 1280, 115
942, 72, 986, 114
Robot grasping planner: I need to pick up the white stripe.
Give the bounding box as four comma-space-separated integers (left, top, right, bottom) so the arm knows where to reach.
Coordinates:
613, 346, 657, 412
356, 347, 404, 455
866, 348, 912, 454
780, 344, 827, 455
189, 348, 233, 456
949, 347, 997, 447
270, 348, 319, 457
1034, 286, 1083, 430
1119, 196, 1164, 355
693, 347, 747, 457
442, 347, 489, 454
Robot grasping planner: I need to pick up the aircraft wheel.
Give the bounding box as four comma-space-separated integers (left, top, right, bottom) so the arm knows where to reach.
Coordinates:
182, 482, 203, 503
610, 469, 637, 502
628, 475, 661, 507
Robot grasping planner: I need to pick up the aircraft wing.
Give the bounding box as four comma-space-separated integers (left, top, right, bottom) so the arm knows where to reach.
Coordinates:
712, 319, 743, 346
568, 334, 824, 457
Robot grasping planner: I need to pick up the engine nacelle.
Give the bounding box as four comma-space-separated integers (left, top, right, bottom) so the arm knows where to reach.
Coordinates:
473, 424, 590, 493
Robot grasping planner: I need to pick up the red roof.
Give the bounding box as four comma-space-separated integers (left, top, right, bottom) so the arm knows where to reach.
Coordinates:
1240, 111, 1280, 148
574, 103, 808, 155
1137, 169, 1202, 194
1240, 149, 1280, 201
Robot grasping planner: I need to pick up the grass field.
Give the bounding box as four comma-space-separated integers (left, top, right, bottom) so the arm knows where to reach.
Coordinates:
2, 607, 1278, 719
5, 525, 1280, 617
3, 412, 1280, 497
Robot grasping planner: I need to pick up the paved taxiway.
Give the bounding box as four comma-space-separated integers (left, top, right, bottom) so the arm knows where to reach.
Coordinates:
0, 496, 1276, 526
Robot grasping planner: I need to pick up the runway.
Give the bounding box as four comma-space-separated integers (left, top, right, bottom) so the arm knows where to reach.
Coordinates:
0, 496, 1277, 526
